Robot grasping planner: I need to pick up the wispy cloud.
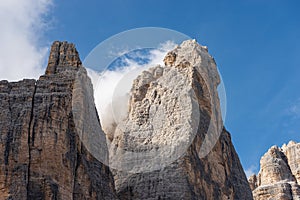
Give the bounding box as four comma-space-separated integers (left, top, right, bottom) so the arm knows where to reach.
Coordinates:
288, 98, 300, 119
245, 165, 257, 178
0, 0, 53, 81
87, 41, 176, 133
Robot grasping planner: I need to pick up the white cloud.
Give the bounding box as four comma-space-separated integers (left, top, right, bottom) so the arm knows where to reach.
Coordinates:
0, 0, 53, 81
245, 165, 257, 178
87, 41, 176, 133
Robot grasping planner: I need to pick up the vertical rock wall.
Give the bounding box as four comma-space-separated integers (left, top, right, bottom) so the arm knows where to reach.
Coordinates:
108, 40, 253, 200
0, 42, 117, 200
0, 40, 254, 200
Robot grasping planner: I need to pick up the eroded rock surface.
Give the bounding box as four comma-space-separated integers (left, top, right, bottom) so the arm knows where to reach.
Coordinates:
0, 41, 117, 200
249, 141, 300, 200
108, 40, 253, 200
0, 39, 253, 200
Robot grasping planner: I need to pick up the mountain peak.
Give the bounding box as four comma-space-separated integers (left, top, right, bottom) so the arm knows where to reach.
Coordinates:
107, 39, 252, 199
0, 39, 253, 199
249, 140, 300, 199
45, 41, 82, 75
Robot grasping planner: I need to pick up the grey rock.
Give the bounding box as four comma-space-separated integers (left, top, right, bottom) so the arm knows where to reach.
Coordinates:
0, 39, 253, 200
0, 41, 117, 200
108, 40, 253, 200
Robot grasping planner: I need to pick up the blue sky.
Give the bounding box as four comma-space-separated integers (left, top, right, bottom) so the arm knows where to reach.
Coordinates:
1, 0, 300, 175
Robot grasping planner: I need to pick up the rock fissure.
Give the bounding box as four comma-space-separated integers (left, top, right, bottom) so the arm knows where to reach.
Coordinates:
4, 92, 12, 167
0, 40, 254, 200
26, 81, 37, 199
107, 39, 253, 199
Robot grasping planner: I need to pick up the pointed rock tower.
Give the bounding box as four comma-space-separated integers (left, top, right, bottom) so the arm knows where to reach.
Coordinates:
0, 42, 117, 199
249, 141, 300, 200
107, 40, 253, 199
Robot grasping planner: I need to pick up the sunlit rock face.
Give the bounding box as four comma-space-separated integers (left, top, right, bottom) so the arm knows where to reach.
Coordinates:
107, 40, 253, 200
249, 141, 300, 200
0, 40, 253, 200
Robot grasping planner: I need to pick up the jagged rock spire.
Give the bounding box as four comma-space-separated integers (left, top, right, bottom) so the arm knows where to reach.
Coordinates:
0, 41, 117, 199
46, 41, 82, 75
108, 39, 253, 199
249, 141, 300, 199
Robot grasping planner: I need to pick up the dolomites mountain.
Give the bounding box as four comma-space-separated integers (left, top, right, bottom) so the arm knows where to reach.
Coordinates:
108, 40, 253, 199
249, 141, 300, 200
0, 42, 117, 199
0, 40, 253, 199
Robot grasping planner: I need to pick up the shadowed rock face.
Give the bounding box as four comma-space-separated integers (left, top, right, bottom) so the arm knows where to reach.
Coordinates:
108, 40, 253, 200
0, 40, 253, 200
0, 41, 117, 200
249, 141, 300, 200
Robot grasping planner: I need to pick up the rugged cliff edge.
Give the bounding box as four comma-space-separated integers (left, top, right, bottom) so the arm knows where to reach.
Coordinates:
0, 40, 253, 199
108, 40, 253, 199
0, 42, 117, 199
249, 141, 300, 200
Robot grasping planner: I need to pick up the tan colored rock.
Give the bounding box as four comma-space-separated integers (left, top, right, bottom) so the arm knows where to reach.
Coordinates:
0, 41, 117, 199
250, 141, 300, 200
163, 51, 176, 66
45, 41, 82, 75
283, 141, 300, 184
249, 174, 258, 191
0, 79, 36, 199
0, 39, 254, 200
259, 146, 295, 185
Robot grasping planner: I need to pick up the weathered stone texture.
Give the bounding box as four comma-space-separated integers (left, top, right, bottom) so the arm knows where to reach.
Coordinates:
250, 141, 300, 200
0, 40, 254, 200
108, 40, 253, 200
0, 41, 117, 200
0, 79, 36, 199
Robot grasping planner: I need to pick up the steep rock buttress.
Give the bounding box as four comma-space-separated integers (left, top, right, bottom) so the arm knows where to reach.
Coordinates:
0, 42, 117, 199
0, 40, 254, 200
107, 40, 253, 200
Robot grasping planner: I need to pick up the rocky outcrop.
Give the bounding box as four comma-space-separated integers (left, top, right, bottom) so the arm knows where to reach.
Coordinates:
108, 40, 253, 199
249, 141, 300, 200
283, 141, 300, 184
0, 41, 117, 199
0, 39, 253, 200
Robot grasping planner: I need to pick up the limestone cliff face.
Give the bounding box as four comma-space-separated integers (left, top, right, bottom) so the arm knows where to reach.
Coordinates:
108, 40, 253, 199
0, 40, 253, 200
249, 141, 300, 200
0, 41, 117, 199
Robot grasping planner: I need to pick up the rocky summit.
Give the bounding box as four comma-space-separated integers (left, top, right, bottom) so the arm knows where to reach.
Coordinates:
0, 40, 253, 199
108, 40, 252, 199
249, 141, 300, 200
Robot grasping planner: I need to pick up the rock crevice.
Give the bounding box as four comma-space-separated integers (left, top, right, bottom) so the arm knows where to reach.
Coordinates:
0, 40, 253, 200
0, 42, 117, 200
108, 40, 253, 200
27, 82, 37, 199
